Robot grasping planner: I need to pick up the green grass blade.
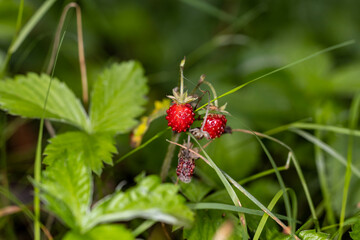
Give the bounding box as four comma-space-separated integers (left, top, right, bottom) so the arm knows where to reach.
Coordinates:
132, 220, 155, 237
196, 40, 355, 111
187, 202, 299, 223
249, 131, 295, 234
10, 0, 57, 54
115, 128, 169, 164
314, 126, 336, 226
291, 122, 360, 137
190, 135, 248, 238
339, 94, 360, 238
33, 30, 65, 240
292, 129, 360, 178
254, 189, 298, 240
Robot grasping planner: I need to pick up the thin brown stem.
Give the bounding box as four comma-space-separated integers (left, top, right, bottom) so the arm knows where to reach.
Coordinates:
47, 2, 88, 105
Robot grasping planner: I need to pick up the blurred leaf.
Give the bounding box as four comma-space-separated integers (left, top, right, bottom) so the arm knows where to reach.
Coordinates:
44, 131, 117, 175
63, 224, 134, 240
179, 178, 212, 202
183, 210, 242, 240
331, 63, 360, 95
0, 73, 89, 130
89, 61, 148, 134
350, 221, 360, 240
40, 152, 91, 231
87, 175, 193, 231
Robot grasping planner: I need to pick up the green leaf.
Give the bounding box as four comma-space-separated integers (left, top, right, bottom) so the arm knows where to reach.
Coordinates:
266, 229, 329, 240
63, 224, 134, 240
299, 230, 330, 240
89, 61, 148, 134
183, 210, 243, 240
179, 178, 212, 202
44, 131, 117, 175
0, 73, 89, 130
351, 221, 360, 240
87, 175, 193, 231
40, 152, 92, 231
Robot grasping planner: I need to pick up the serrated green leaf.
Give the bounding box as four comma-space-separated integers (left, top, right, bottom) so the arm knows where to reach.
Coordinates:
44, 131, 117, 175
40, 152, 92, 231
89, 61, 148, 134
0, 73, 89, 130
63, 224, 134, 240
86, 175, 193, 231
351, 221, 360, 240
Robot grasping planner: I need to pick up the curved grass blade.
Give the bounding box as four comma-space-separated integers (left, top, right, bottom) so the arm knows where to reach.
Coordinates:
196, 40, 355, 111
253, 189, 298, 240
187, 202, 299, 223
189, 136, 249, 238
290, 122, 360, 137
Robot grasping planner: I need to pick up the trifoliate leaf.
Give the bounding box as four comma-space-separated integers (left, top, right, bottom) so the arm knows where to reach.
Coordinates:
89, 61, 148, 134
40, 152, 92, 231
44, 131, 117, 175
86, 175, 193, 231
351, 221, 360, 240
0, 73, 89, 131
63, 224, 134, 240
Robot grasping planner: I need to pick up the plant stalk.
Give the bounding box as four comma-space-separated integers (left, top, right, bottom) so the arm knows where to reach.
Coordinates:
160, 133, 180, 181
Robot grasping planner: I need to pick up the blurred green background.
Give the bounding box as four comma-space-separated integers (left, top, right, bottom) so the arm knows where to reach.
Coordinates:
1, 0, 360, 238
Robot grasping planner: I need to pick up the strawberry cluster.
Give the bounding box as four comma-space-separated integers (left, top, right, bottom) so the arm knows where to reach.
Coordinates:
165, 57, 229, 183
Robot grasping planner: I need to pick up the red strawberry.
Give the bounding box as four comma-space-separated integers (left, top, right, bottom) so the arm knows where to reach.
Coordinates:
166, 103, 195, 132
202, 114, 227, 139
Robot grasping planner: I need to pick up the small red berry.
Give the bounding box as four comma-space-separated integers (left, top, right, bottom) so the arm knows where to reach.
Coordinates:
202, 114, 227, 139
166, 103, 195, 133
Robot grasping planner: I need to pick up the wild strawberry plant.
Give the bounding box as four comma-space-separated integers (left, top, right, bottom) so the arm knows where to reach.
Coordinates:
0, 61, 193, 239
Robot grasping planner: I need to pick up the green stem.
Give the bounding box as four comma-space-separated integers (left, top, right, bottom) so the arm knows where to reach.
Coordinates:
160, 133, 180, 181
179, 58, 185, 98
34, 30, 66, 240
203, 81, 218, 107
338, 94, 360, 238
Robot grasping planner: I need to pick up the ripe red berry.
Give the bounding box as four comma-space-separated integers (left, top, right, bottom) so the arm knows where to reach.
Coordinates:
202, 114, 227, 139
165, 103, 195, 132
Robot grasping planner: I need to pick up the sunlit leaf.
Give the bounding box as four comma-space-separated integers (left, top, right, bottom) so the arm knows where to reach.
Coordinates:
0, 73, 89, 130
44, 131, 117, 175
89, 61, 148, 134
350, 221, 360, 240
40, 152, 91, 231
63, 224, 134, 240
87, 174, 193, 231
